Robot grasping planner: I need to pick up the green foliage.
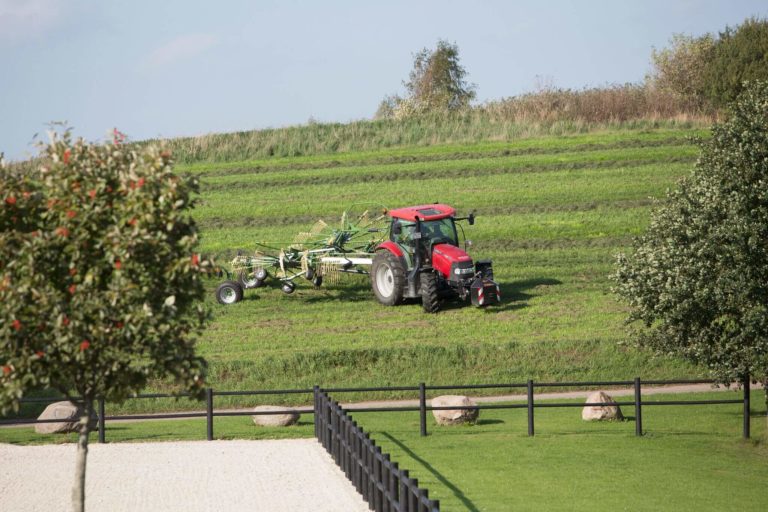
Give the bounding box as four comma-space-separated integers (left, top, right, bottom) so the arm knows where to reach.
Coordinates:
613, 82, 768, 385
0, 129, 209, 414
703, 17, 768, 107
648, 33, 715, 108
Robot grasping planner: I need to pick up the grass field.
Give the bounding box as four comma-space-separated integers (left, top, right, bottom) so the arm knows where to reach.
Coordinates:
2, 392, 765, 511
164, 127, 712, 406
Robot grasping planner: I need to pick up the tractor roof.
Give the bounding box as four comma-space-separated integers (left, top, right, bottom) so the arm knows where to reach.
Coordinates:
388, 204, 456, 222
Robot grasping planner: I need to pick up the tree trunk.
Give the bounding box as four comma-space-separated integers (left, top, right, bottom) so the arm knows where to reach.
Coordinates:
72, 399, 93, 512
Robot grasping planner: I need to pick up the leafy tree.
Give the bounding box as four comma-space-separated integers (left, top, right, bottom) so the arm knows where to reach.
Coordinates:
376, 40, 476, 118
703, 17, 768, 107
0, 129, 209, 511
405, 39, 476, 112
613, 81, 768, 420
648, 33, 715, 109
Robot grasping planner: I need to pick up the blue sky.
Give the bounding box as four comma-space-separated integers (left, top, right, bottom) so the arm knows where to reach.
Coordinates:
1, 0, 766, 160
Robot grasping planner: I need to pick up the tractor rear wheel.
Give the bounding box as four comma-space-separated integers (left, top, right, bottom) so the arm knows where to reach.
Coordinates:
371, 250, 405, 306
420, 271, 440, 313
216, 280, 243, 304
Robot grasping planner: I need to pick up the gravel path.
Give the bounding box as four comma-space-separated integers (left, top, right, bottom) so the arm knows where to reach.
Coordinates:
0, 439, 369, 512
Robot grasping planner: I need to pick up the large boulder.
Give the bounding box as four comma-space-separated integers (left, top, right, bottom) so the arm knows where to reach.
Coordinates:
252, 405, 300, 427
582, 391, 624, 421
431, 395, 479, 426
35, 401, 86, 434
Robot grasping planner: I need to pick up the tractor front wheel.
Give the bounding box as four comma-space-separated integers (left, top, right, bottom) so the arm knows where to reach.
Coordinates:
371, 250, 405, 306
420, 271, 440, 313
216, 280, 244, 304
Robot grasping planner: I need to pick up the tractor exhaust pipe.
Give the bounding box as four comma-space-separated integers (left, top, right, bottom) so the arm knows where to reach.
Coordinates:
408, 216, 423, 284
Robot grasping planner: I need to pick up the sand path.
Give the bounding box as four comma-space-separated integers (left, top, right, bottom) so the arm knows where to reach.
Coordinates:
0, 439, 369, 512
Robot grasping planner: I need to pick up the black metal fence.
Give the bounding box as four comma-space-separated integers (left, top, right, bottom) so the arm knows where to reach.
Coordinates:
1, 376, 754, 442
315, 387, 440, 512
314, 376, 753, 439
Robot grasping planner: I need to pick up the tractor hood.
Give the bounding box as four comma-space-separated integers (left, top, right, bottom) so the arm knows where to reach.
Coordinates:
432, 243, 473, 279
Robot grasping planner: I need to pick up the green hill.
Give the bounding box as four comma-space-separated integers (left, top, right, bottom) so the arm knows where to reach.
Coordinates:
164, 125, 711, 405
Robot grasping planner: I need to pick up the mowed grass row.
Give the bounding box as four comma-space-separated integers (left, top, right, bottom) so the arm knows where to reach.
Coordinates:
194, 144, 695, 189
179, 128, 706, 174
195, 162, 691, 249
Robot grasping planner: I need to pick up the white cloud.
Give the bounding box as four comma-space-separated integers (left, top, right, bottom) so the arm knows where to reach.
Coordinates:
144, 33, 218, 70
0, 0, 64, 43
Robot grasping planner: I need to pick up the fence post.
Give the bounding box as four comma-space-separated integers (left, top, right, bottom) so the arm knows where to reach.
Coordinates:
409, 477, 419, 511
527, 379, 534, 436
399, 469, 409, 512
419, 382, 427, 437
634, 377, 642, 437
206, 387, 214, 441
743, 374, 750, 439
313, 385, 319, 439
418, 489, 428, 512
97, 397, 105, 444
390, 461, 399, 509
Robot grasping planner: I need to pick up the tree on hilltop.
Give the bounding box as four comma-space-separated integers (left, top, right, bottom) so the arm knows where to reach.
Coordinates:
0, 129, 209, 511
375, 39, 476, 119
648, 33, 715, 109
613, 81, 768, 422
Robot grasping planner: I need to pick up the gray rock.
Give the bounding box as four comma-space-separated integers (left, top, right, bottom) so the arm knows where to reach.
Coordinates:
35, 401, 85, 434
252, 405, 300, 427
582, 391, 624, 421
431, 395, 479, 426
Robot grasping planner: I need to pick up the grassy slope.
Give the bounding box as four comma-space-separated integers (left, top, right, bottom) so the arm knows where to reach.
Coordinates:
158, 128, 707, 409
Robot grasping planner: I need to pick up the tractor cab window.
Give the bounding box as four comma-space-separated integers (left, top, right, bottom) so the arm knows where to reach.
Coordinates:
391, 220, 417, 245
422, 219, 458, 246
390, 218, 457, 247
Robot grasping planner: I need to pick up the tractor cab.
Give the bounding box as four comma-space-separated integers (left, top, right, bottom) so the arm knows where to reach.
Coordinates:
371, 204, 499, 312
389, 205, 460, 254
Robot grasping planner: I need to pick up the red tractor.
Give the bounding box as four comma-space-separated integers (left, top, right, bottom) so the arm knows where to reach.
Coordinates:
371, 204, 500, 312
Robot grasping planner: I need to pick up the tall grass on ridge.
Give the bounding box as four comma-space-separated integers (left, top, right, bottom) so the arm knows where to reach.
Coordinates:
152, 85, 712, 164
